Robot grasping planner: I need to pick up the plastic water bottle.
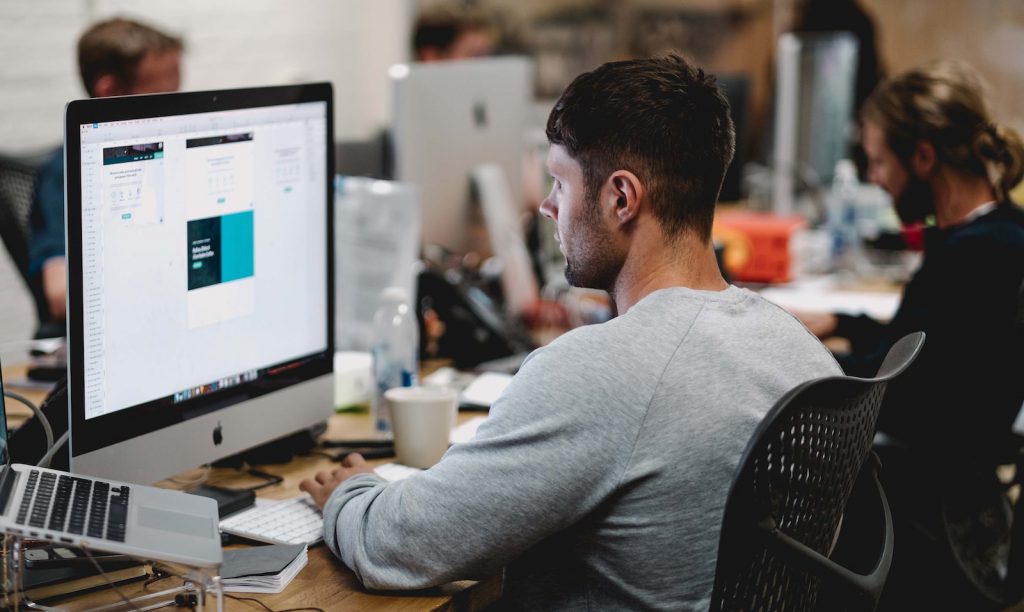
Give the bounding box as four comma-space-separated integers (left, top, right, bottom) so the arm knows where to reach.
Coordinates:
827, 159, 862, 272
371, 287, 419, 433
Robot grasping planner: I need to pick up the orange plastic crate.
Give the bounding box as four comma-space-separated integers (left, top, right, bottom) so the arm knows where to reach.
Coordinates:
712, 209, 807, 283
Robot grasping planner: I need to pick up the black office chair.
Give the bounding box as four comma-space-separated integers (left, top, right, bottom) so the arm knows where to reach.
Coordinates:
939, 279, 1024, 609
0, 151, 54, 335
710, 331, 925, 612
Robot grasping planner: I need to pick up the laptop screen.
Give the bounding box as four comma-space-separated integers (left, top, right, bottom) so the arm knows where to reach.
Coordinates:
0, 362, 8, 465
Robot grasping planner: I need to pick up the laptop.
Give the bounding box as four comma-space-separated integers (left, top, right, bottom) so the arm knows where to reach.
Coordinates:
0, 359, 222, 568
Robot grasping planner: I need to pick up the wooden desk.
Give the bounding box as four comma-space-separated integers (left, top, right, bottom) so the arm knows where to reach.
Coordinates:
0, 365, 501, 610
150, 412, 500, 612
1, 363, 51, 425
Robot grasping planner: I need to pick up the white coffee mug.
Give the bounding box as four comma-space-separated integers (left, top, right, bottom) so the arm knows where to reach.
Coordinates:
385, 386, 458, 469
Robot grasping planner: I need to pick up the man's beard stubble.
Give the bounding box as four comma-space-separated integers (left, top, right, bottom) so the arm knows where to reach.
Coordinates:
563, 196, 622, 293
894, 173, 936, 226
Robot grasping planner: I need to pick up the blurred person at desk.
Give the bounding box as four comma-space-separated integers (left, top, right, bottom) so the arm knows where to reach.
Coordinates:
411, 3, 497, 62
29, 17, 183, 332
301, 55, 840, 610
795, 60, 1024, 459
795, 61, 1024, 608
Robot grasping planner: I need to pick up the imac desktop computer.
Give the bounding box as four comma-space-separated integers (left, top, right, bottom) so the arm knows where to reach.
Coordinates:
391, 56, 532, 255
64, 83, 335, 485
390, 56, 539, 317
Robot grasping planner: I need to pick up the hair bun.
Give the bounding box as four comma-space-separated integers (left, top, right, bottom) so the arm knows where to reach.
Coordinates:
975, 122, 1024, 200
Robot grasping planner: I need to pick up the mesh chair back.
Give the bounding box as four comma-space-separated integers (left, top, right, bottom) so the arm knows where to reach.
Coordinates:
711, 332, 924, 611
0, 154, 41, 276
0, 152, 54, 328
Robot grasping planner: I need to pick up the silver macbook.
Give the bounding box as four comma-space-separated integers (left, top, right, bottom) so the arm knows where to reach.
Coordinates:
0, 360, 222, 568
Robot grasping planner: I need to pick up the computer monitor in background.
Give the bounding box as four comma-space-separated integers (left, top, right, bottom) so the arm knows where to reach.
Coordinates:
772, 32, 859, 215
391, 56, 533, 256
64, 84, 334, 485
715, 73, 750, 203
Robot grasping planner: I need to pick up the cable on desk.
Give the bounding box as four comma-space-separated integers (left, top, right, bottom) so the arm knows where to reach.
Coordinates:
4, 390, 53, 454
81, 544, 145, 612
168, 464, 212, 488
36, 430, 68, 469
226, 594, 325, 612
308, 446, 396, 461
234, 466, 284, 492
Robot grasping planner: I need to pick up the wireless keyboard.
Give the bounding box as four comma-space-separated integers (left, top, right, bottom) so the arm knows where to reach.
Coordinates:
220, 496, 323, 546
218, 463, 422, 545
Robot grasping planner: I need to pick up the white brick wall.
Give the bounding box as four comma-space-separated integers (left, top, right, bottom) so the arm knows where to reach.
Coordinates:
0, 0, 412, 349
0, 0, 412, 153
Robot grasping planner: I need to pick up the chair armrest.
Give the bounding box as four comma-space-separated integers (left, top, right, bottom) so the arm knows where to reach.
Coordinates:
757, 454, 893, 606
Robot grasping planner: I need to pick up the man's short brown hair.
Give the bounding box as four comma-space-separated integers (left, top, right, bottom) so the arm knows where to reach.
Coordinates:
78, 18, 183, 97
546, 54, 735, 242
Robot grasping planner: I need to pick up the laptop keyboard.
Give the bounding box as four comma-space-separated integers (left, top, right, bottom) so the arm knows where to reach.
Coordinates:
16, 470, 131, 542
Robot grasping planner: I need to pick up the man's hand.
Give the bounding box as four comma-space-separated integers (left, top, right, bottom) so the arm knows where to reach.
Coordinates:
299, 453, 376, 509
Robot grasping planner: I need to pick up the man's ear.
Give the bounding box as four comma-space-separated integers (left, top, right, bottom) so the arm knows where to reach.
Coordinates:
416, 47, 443, 62
91, 74, 125, 98
608, 170, 644, 225
910, 139, 937, 178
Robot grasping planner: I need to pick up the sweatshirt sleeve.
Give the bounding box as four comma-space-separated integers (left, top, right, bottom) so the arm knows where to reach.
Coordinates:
320, 339, 647, 590
28, 149, 66, 277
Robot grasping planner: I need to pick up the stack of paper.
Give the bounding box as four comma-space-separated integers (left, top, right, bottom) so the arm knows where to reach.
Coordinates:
220, 544, 307, 594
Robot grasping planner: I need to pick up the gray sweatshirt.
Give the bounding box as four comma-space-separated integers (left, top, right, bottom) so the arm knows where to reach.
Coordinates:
323, 286, 841, 610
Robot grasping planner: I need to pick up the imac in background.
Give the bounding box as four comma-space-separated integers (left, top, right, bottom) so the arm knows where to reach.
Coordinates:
390, 56, 539, 316
65, 85, 334, 485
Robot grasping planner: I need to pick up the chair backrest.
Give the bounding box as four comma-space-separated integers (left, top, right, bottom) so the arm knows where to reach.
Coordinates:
0, 152, 52, 328
711, 331, 925, 611
0, 154, 42, 276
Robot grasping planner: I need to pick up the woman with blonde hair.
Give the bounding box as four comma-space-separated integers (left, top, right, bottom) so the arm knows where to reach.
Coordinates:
798, 60, 1024, 609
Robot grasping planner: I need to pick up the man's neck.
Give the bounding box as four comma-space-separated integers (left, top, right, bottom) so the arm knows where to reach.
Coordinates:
932, 168, 998, 228
610, 235, 728, 314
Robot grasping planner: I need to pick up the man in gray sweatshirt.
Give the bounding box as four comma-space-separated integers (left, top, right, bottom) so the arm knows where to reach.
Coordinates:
301, 54, 841, 610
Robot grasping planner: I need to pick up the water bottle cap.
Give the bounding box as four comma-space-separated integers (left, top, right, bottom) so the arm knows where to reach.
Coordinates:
834, 159, 858, 181
381, 286, 410, 303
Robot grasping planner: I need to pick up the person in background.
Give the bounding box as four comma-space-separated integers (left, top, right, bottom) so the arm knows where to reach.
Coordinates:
29, 17, 183, 331
411, 4, 496, 62
795, 60, 1024, 609
301, 54, 840, 610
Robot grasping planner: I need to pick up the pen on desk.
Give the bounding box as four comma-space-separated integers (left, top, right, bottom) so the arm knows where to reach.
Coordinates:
320, 439, 394, 449
327, 446, 396, 460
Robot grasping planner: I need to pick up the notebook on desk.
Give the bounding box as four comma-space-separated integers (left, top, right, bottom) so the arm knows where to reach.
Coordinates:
0, 358, 222, 568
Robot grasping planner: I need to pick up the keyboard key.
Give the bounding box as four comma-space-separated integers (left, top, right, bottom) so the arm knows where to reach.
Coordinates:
47, 476, 74, 531
87, 482, 110, 539
29, 473, 57, 528
106, 486, 130, 542
68, 479, 92, 535
16, 471, 40, 525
